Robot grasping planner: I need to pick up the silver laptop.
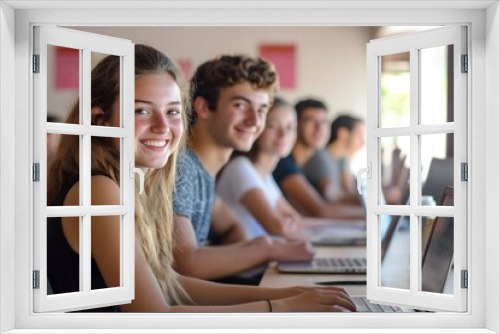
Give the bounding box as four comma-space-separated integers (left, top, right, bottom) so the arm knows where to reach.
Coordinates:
277, 214, 399, 274
277, 180, 405, 274
354, 187, 455, 312
302, 221, 367, 247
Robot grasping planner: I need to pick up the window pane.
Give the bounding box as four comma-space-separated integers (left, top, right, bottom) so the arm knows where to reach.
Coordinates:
420, 45, 453, 125
47, 134, 80, 206
91, 215, 121, 290
91, 53, 120, 128
91, 137, 121, 205
421, 134, 454, 205
381, 136, 410, 205
421, 215, 454, 295
47, 216, 81, 294
380, 52, 410, 128
380, 215, 409, 290
47, 45, 80, 125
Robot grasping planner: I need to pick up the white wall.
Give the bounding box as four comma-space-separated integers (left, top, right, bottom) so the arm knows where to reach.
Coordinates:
51, 26, 375, 124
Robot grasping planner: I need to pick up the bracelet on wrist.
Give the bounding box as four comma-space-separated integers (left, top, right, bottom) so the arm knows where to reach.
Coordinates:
266, 299, 273, 312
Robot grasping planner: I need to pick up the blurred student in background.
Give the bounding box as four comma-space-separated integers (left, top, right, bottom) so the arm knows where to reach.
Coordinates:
273, 98, 364, 220
47, 44, 355, 312
217, 97, 303, 239
172, 55, 315, 285
303, 114, 365, 203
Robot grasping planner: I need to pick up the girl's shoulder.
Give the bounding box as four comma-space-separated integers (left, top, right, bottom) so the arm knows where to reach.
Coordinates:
64, 174, 119, 206
227, 155, 253, 169
90, 175, 120, 206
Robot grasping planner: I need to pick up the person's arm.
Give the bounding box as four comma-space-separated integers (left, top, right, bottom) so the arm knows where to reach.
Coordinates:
317, 176, 362, 205
276, 197, 303, 233
67, 177, 353, 312
63, 176, 171, 312
239, 188, 292, 237
279, 174, 365, 220
177, 274, 355, 312
317, 177, 342, 202
172, 215, 315, 280
210, 197, 248, 244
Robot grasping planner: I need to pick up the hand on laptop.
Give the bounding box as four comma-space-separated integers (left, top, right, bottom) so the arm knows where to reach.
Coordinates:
270, 287, 356, 312
282, 214, 303, 235
269, 238, 315, 262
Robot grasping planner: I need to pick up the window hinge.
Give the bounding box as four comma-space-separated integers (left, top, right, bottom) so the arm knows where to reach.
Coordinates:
33, 163, 40, 182
33, 270, 40, 289
461, 162, 468, 181
461, 270, 468, 289
33, 54, 40, 73
461, 54, 468, 73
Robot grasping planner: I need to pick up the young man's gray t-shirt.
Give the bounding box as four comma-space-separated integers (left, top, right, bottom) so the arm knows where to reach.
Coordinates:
173, 147, 215, 245
302, 149, 341, 195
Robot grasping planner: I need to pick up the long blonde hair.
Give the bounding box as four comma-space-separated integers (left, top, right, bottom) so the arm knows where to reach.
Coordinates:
48, 44, 192, 305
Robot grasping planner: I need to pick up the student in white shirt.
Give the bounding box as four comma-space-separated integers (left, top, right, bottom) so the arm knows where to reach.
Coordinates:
217, 98, 303, 238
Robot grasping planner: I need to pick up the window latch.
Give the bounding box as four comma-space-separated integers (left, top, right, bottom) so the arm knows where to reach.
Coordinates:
129, 162, 144, 195
356, 161, 372, 195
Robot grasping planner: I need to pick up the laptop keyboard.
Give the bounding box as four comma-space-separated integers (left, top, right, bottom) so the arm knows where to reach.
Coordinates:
314, 257, 366, 271
353, 297, 405, 312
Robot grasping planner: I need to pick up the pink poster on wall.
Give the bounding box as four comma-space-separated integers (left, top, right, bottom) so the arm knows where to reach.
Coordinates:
176, 58, 193, 81
55, 46, 80, 89
259, 44, 296, 89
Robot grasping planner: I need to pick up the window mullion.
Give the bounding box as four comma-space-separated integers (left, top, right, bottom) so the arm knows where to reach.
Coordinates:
373, 123, 454, 138
81, 48, 92, 294
409, 47, 420, 295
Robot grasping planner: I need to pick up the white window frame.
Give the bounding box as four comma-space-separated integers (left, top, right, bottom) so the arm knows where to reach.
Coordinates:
365, 25, 467, 312
33, 25, 136, 313
1, 2, 499, 333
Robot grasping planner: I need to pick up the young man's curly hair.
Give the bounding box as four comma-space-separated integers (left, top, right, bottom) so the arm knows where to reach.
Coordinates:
189, 55, 279, 126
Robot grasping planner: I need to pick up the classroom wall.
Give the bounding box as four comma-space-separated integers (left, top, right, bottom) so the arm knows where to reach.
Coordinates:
51, 26, 376, 123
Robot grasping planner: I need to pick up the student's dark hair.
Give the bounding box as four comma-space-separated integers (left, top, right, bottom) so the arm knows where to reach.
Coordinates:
328, 114, 363, 144
294, 98, 328, 119
189, 55, 279, 127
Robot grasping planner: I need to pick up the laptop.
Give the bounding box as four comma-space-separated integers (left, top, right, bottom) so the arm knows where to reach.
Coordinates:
301, 220, 367, 247
277, 184, 409, 274
422, 157, 453, 206
353, 186, 455, 312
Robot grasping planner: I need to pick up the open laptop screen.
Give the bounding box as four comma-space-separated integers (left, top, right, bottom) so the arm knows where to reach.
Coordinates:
421, 187, 454, 293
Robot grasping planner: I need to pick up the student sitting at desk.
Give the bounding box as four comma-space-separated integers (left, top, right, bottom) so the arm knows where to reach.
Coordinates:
272, 98, 365, 220
172, 55, 316, 285
302, 114, 365, 204
217, 97, 303, 238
